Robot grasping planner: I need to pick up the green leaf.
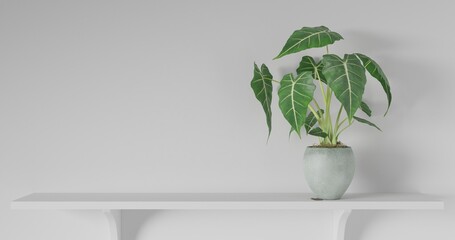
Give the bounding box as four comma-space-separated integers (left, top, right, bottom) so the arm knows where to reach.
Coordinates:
360, 101, 372, 117
353, 116, 381, 131
322, 54, 367, 121
304, 109, 324, 133
278, 72, 316, 136
308, 127, 328, 138
355, 53, 392, 115
251, 63, 273, 138
296, 56, 326, 84
274, 26, 343, 59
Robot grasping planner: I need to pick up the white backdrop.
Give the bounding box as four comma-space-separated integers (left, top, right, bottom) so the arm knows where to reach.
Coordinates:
1, 0, 454, 239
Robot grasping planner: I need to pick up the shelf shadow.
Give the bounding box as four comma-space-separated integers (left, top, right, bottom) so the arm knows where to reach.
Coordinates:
122, 210, 164, 240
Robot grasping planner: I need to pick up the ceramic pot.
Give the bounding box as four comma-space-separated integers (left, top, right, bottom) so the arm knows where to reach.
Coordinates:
303, 146, 355, 200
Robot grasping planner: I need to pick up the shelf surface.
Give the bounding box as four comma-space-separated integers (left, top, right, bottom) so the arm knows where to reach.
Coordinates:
11, 193, 443, 210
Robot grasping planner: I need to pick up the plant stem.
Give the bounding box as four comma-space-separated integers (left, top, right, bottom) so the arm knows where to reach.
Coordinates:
271, 79, 280, 83
313, 99, 322, 112
324, 47, 331, 143
336, 121, 353, 138
323, 88, 334, 144
314, 71, 326, 105
308, 105, 321, 121
337, 118, 347, 129
334, 105, 343, 134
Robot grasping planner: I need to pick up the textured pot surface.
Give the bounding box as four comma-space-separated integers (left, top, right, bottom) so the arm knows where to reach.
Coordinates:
303, 147, 355, 200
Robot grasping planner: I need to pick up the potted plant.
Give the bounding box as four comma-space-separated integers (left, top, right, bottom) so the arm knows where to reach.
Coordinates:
250, 26, 392, 200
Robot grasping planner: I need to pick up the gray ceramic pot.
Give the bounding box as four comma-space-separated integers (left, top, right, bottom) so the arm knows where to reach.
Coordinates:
303, 146, 355, 200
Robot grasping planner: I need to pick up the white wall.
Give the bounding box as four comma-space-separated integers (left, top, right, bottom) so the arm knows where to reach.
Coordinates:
1, 0, 454, 239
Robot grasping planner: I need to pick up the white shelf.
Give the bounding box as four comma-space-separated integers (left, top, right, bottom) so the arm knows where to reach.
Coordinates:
11, 192, 443, 210
11, 193, 444, 240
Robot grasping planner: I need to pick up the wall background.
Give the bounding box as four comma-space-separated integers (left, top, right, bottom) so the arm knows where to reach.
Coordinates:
1, 0, 454, 239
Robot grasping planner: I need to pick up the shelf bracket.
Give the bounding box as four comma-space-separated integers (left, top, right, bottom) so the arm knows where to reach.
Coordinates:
103, 210, 122, 240
333, 209, 351, 240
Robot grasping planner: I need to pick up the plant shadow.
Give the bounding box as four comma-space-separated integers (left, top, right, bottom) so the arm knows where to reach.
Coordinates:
345, 53, 444, 240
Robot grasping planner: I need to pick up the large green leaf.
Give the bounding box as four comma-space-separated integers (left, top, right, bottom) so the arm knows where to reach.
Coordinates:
251, 63, 273, 137
274, 26, 343, 59
354, 116, 381, 131
322, 54, 367, 121
360, 101, 372, 117
278, 72, 316, 136
304, 109, 324, 133
355, 53, 392, 115
296, 56, 326, 84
